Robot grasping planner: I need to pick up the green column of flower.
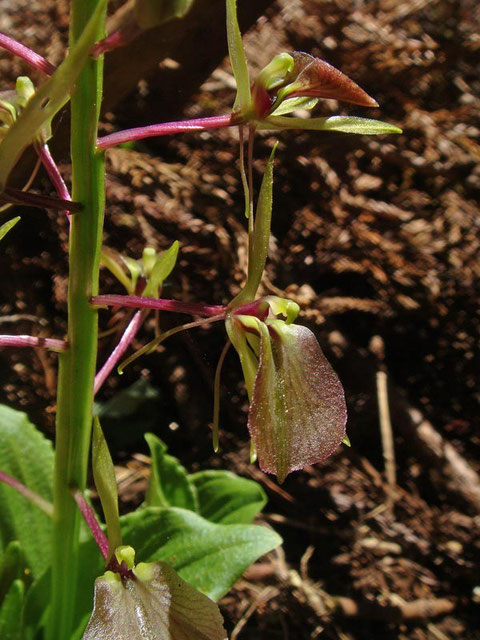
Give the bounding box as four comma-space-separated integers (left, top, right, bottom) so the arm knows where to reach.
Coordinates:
49, 1, 107, 638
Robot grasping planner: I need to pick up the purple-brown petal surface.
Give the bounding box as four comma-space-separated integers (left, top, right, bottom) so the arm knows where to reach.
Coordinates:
284, 51, 378, 108
248, 321, 347, 482
82, 562, 227, 640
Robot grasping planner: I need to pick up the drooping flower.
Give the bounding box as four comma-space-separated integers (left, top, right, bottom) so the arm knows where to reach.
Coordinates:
226, 297, 347, 483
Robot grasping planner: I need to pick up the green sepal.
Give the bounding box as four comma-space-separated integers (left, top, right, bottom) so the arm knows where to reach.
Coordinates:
100, 248, 135, 295
144, 433, 198, 511
0, 217, 20, 243
226, 0, 251, 114
225, 315, 259, 400
141, 241, 179, 298
0, 0, 107, 190
92, 417, 122, 559
256, 53, 293, 92
261, 295, 300, 324
342, 434, 351, 447
261, 115, 402, 135
233, 143, 277, 305
134, 0, 195, 30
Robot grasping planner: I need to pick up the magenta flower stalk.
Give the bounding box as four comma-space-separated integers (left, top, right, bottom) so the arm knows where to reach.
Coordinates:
0, 334, 67, 351
94, 310, 144, 395
0, 32, 56, 76
34, 142, 72, 220
96, 114, 238, 150
0, 470, 53, 516
71, 489, 109, 562
92, 294, 226, 318
0, 187, 82, 213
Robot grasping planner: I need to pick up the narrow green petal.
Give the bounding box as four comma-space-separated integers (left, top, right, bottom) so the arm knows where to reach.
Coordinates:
0, 216, 20, 243
142, 241, 179, 298
226, 0, 251, 113
92, 418, 122, 559
248, 321, 347, 482
225, 316, 259, 400
269, 96, 318, 116
0, 0, 107, 189
262, 115, 402, 135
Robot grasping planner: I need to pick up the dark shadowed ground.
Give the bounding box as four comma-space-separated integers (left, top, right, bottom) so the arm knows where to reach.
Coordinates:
1, 1, 480, 638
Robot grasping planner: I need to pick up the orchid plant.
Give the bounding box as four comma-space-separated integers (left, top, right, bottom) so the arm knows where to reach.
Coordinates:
0, 0, 400, 637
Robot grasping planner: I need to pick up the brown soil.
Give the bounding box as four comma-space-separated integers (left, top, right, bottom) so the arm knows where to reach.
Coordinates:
1, 1, 480, 639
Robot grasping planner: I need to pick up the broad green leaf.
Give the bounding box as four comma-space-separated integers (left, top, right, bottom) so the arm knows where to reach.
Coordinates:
83, 559, 227, 640
248, 321, 347, 482
142, 241, 179, 298
0, 405, 53, 578
0, 541, 25, 604
144, 433, 197, 511
262, 115, 402, 135
226, 0, 251, 113
0, 0, 107, 189
0, 579, 24, 640
135, 0, 195, 30
190, 470, 266, 524
0, 217, 20, 243
92, 418, 122, 558
120, 508, 282, 601
270, 96, 318, 116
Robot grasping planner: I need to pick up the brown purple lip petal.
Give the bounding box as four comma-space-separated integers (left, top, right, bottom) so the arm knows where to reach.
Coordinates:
286, 51, 379, 108
247, 322, 347, 483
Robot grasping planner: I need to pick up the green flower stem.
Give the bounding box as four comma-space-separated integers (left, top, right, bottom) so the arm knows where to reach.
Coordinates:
49, 1, 107, 638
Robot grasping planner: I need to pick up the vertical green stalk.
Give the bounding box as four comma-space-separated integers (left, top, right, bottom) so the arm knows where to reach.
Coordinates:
49, 1, 106, 638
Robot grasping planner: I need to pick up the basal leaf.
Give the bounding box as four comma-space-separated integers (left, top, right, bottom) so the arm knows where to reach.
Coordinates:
0, 579, 24, 640
248, 322, 347, 482
144, 433, 197, 511
92, 418, 122, 558
83, 560, 227, 640
0, 217, 20, 243
0, 0, 107, 189
263, 115, 402, 135
190, 470, 266, 524
226, 0, 251, 113
0, 541, 25, 604
0, 405, 53, 578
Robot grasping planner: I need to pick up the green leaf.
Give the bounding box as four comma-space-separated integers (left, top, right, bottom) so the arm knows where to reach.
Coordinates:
144, 433, 197, 511
0, 579, 24, 640
0, 217, 20, 243
120, 508, 281, 601
190, 470, 266, 524
0, 405, 53, 579
141, 241, 179, 298
134, 0, 195, 30
0, 0, 108, 189
226, 0, 251, 113
83, 558, 227, 640
248, 321, 347, 482
92, 418, 122, 558
0, 542, 25, 604
263, 115, 402, 135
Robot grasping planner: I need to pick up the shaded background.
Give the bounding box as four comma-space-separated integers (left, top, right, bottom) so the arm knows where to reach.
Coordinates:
1, 1, 479, 638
